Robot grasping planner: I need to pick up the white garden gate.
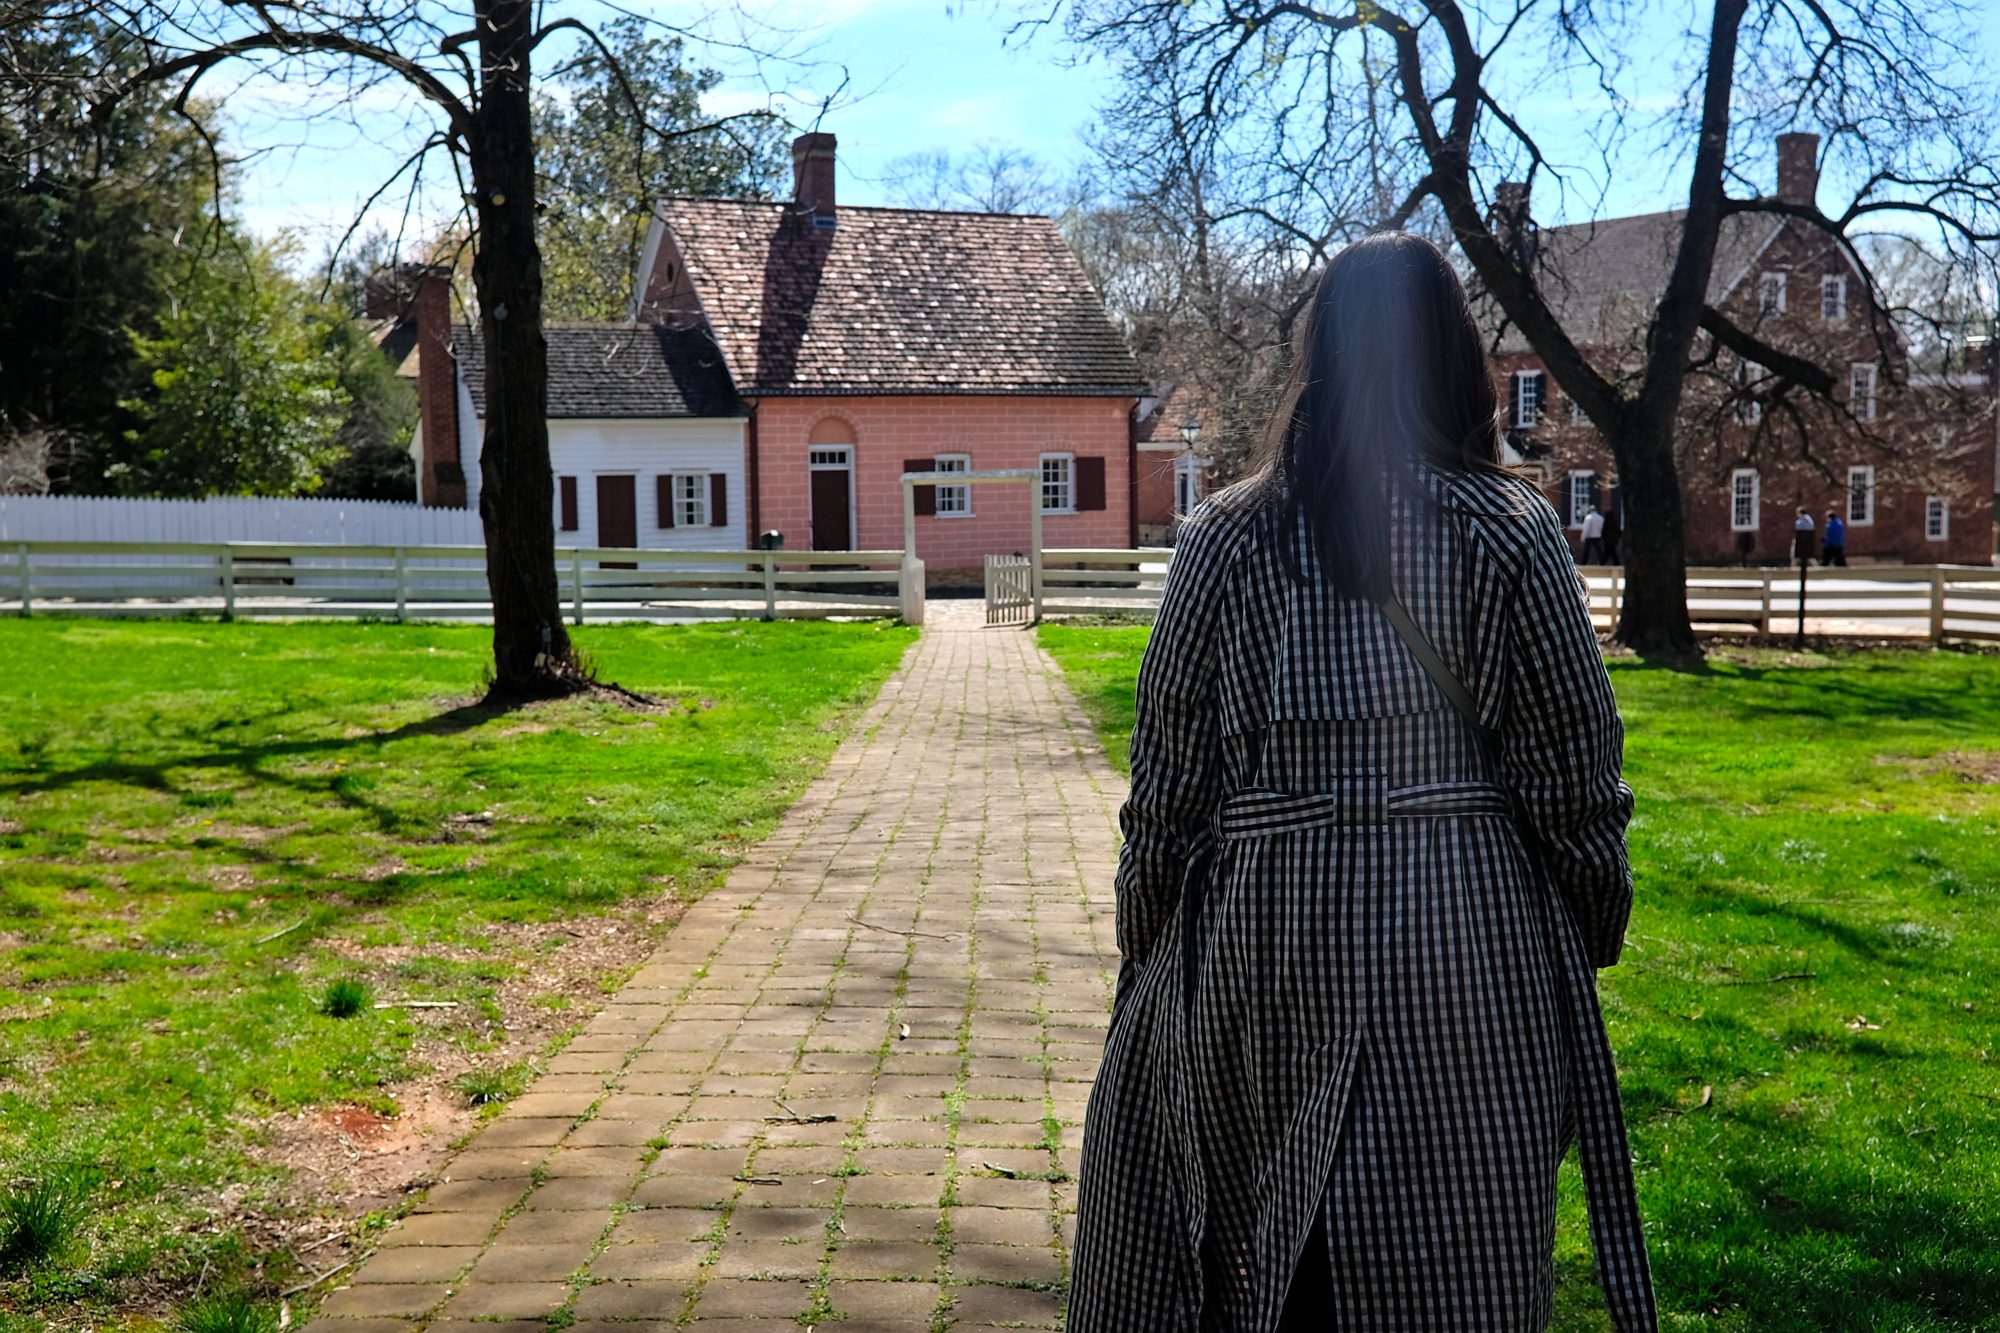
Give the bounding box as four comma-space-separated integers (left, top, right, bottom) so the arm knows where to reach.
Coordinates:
897, 466, 1044, 627
983, 555, 1034, 625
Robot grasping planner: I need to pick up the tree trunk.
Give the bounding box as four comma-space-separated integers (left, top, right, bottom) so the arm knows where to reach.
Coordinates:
471, 0, 574, 699
1605, 421, 1699, 658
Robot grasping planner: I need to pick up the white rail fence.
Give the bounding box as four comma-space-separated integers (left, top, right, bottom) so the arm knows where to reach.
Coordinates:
3, 541, 902, 623
1032, 551, 2000, 643
8, 536, 1998, 641
1577, 565, 2000, 642
1039, 549, 1172, 617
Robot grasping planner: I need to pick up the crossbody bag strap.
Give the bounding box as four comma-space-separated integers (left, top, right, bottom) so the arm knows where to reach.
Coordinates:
1374, 591, 1497, 752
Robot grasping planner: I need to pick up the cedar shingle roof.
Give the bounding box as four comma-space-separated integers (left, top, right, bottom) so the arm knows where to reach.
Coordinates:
1490, 209, 1782, 351
454, 322, 741, 419
658, 198, 1146, 396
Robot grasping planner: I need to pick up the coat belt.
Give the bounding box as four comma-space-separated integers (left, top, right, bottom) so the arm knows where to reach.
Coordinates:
1215, 779, 1510, 839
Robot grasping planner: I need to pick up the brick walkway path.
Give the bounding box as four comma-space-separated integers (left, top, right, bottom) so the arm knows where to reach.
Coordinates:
310, 602, 1126, 1332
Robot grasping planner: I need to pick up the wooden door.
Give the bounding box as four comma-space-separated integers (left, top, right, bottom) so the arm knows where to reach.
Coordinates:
810, 467, 852, 551
596, 475, 637, 568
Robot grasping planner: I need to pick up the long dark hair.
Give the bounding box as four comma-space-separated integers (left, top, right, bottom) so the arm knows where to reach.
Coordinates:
1250, 232, 1506, 599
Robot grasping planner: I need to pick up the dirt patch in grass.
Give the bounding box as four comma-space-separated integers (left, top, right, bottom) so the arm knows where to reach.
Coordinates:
1872, 749, 2000, 784
1940, 750, 2000, 783
242, 897, 687, 1255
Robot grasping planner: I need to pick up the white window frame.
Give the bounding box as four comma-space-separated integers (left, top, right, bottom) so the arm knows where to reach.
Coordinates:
1566, 469, 1597, 530
1846, 464, 1876, 526
1925, 495, 1949, 542
1512, 370, 1545, 427
1566, 397, 1589, 426
1734, 360, 1763, 425
1174, 455, 1205, 515
1850, 362, 1879, 422
932, 453, 972, 517
1759, 272, 1788, 315
1822, 274, 1847, 321
1040, 452, 1075, 514
1730, 468, 1761, 532
670, 472, 708, 528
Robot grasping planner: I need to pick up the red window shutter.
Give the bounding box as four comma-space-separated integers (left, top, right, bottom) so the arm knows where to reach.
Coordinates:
1077, 455, 1107, 512
709, 473, 727, 527
905, 458, 936, 517
656, 475, 674, 528
559, 476, 578, 532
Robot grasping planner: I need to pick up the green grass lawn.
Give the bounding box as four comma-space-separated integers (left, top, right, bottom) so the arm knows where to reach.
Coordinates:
1040, 624, 2000, 1333
0, 616, 914, 1328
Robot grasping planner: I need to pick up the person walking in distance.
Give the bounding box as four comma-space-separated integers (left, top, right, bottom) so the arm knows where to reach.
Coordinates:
1823, 509, 1847, 566
1068, 233, 1657, 1333
1794, 507, 1818, 564
1581, 503, 1608, 564
1601, 495, 1624, 565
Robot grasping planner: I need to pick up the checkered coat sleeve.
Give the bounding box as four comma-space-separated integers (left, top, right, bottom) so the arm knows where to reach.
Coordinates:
1070, 471, 1657, 1333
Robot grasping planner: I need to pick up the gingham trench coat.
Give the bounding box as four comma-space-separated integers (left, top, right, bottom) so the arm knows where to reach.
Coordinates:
1069, 468, 1657, 1332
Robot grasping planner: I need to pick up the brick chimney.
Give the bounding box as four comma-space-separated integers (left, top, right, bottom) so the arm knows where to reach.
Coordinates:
411, 266, 466, 509
1776, 132, 1820, 208
791, 132, 837, 231
1492, 180, 1535, 264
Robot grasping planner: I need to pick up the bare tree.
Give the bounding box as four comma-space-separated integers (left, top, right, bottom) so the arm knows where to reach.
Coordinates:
0, 425, 54, 495
883, 141, 1061, 214
1050, 0, 2000, 656
49, 0, 788, 698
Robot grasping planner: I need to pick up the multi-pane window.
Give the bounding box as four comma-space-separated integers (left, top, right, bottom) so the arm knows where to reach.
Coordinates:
1734, 361, 1762, 424
673, 473, 708, 527
1759, 273, 1787, 315
1566, 470, 1597, 529
1040, 453, 1075, 513
1730, 468, 1760, 532
1511, 370, 1546, 427
1846, 464, 1875, 525
933, 453, 971, 516
1926, 496, 1949, 542
1850, 363, 1878, 421
1822, 274, 1847, 320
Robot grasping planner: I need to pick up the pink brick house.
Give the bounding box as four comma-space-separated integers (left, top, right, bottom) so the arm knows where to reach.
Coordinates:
631, 133, 1147, 572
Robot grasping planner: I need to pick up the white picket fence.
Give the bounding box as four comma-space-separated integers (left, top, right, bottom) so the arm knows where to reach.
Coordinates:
0, 493, 482, 548
2, 540, 903, 623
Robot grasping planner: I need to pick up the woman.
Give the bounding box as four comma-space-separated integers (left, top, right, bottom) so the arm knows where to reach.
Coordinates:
1068, 234, 1656, 1332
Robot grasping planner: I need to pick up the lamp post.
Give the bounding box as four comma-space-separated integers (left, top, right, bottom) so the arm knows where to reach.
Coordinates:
1179, 416, 1203, 449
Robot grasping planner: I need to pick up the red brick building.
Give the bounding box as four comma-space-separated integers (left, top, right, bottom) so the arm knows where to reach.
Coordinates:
1133, 383, 1213, 546
631, 133, 1146, 571
1489, 133, 1996, 566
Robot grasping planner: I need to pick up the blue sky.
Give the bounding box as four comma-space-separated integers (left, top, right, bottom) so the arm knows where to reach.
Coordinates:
219, 1, 1994, 260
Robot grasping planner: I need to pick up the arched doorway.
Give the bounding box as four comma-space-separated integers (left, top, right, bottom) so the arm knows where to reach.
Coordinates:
807, 416, 857, 551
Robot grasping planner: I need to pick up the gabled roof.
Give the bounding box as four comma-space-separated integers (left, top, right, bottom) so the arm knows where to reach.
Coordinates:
455, 322, 742, 419
1137, 383, 1213, 448
1491, 209, 1782, 351
655, 198, 1146, 397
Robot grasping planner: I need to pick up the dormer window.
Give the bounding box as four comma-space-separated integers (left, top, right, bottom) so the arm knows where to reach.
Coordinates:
1759, 273, 1787, 315
1822, 274, 1847, 321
